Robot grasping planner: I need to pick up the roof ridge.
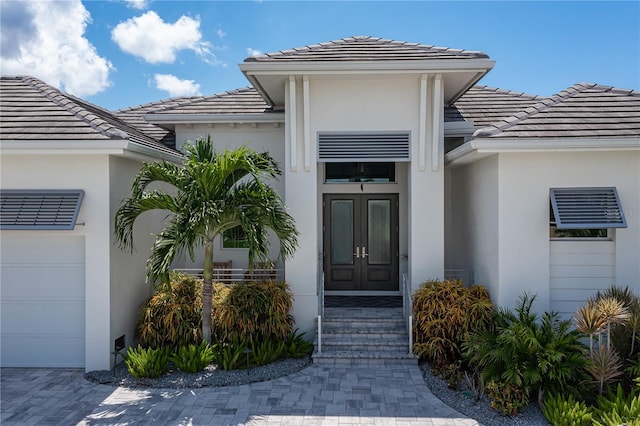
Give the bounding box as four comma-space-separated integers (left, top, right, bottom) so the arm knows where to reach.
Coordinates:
472, 82, 599, 138
468, 85, 542, 100
246, 35, 489, 61
21, 76, 128, 140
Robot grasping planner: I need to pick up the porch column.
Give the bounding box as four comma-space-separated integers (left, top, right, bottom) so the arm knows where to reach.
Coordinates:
409, 74, 445, 291
284, 76, 318, 338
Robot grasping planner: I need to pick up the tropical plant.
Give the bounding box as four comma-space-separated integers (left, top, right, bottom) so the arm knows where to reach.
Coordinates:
212, 340, 249, 371
463, 293, 588, 407
136, 272, 206, 349
213, 280, 294, 344
597, 285, 638, 358
250, 339, 287, 366
593, 383, 640, 426
412, 279, 493, 367
587, 345, 624, 396
485, 380, 528, 417
574, 299, 607, 355
124, 345, 170, 378
542, 393, 593, 426
284, 329, 314, 359
169, 341, 216, 373
114, 136, 299, 344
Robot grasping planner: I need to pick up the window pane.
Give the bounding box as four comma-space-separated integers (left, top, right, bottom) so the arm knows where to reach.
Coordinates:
325, 162, 395, 183
331, 200, 354, 264
222, 226, 249, 249
368, 200, 390, 264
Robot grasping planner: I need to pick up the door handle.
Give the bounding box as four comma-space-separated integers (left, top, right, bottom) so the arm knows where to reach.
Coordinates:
362, 247, 368, 257
354, 247, 360, 258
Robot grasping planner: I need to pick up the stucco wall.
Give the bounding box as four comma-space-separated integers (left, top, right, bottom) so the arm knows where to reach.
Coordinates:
448, 149, 640, 314
109, 156, 169, 363
1, 153, 111, 371
447, 155, 500, 299
497, 150, 640, 313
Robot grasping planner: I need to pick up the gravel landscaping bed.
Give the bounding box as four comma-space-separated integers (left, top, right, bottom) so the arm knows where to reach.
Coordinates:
85, 356, 312, 389
419, 364, 551, 426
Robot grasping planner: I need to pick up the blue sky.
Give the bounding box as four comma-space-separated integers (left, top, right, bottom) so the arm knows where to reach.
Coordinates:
2, 1, 638, 110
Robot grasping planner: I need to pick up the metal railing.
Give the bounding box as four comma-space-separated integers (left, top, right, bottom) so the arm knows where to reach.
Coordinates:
402, 272, 413, 354
317, 271, 324, 354
173, 268, 284, 284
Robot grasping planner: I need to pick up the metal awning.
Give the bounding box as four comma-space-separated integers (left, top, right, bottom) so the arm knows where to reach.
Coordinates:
0, 190, 84, 230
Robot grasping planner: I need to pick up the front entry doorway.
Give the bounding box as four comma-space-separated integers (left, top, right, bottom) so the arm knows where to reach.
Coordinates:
323, 194, 399, 292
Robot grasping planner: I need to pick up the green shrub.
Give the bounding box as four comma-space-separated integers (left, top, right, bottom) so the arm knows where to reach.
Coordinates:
486, 380, 528, 417
136, 273, 209, 349
212, 340, 249, 371
437, 361, 464, 390
213, 280, 294, 344
169, 341, 215, 373
593, 383, 640, 426
124, 345, 170, 378
542, 393, 592, 426
412, 279, 493, 367
251, 339, 286, 366
284, 329, 313, 358
463, 293, 588, 406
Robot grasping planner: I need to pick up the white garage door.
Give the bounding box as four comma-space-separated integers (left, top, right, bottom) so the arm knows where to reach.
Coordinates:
1, 234, 85, 367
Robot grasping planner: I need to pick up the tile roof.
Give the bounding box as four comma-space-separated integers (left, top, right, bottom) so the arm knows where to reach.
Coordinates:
113, 97, 206, 147
141, 87, 273, 115
245, 36, 489, 62
0, 76, 179, 156
446, 86, 543, 127
473, 83, 640, 139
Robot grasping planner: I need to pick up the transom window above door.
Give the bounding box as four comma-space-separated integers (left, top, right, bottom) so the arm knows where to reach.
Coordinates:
325, 162, 395, 183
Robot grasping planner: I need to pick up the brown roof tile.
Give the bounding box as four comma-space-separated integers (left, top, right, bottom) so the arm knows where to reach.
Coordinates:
0, 76, 180, 156
144, 87, 273, 115
446, 86, 543, 126
245, 36, 489, 62
473, 83, 640, 138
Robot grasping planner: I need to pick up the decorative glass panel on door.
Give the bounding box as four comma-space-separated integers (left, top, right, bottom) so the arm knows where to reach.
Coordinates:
367, 199, 391, 264
331, 200, 354, 265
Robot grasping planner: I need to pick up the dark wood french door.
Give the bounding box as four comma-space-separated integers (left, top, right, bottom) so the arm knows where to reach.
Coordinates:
323, 194, 399, 291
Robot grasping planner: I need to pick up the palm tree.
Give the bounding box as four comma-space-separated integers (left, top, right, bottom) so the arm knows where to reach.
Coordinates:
114, 136, 298, 344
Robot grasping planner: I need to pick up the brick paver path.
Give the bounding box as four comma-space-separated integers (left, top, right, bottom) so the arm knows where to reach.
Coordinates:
1, 364, 479, 425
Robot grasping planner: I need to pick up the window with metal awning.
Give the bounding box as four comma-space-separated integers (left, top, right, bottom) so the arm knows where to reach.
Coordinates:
0, 189, 84, 230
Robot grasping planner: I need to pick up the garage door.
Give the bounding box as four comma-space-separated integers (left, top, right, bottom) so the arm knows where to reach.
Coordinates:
1, 235, 85, 367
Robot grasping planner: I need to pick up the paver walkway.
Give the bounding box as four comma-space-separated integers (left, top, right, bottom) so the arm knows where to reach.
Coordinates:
1, 364, 479, 425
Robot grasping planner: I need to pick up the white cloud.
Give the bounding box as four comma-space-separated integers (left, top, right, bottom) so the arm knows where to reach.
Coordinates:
124, 0, 148, 10
246, 48, 262, 57
153, 74, 201, 97
112, 11, 217, 64
216, 29, 226, 38
0, 0, 112, 97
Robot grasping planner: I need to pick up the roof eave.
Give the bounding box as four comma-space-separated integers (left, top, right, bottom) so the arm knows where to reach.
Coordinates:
144, 112, 286, 125
0, 139, 184, 163
239, 58, 495, 74
445, 136, 640, 167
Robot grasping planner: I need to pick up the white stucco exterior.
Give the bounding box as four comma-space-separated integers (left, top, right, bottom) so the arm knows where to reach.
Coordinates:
446, 149, 640, 314
1, 151, 170, 371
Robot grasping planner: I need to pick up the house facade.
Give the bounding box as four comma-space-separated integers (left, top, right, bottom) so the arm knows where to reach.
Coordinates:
1, 36, 638, 370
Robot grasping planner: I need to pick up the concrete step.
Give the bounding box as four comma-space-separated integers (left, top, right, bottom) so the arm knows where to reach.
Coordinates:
312, 350, 418, 366
313, 306, 414, 365
324, 307, 404, 319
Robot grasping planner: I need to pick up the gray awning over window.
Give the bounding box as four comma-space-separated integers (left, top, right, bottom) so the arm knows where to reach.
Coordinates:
318, 131, 410, 162
550, 187, 626, 229
1, 190, 84, 230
